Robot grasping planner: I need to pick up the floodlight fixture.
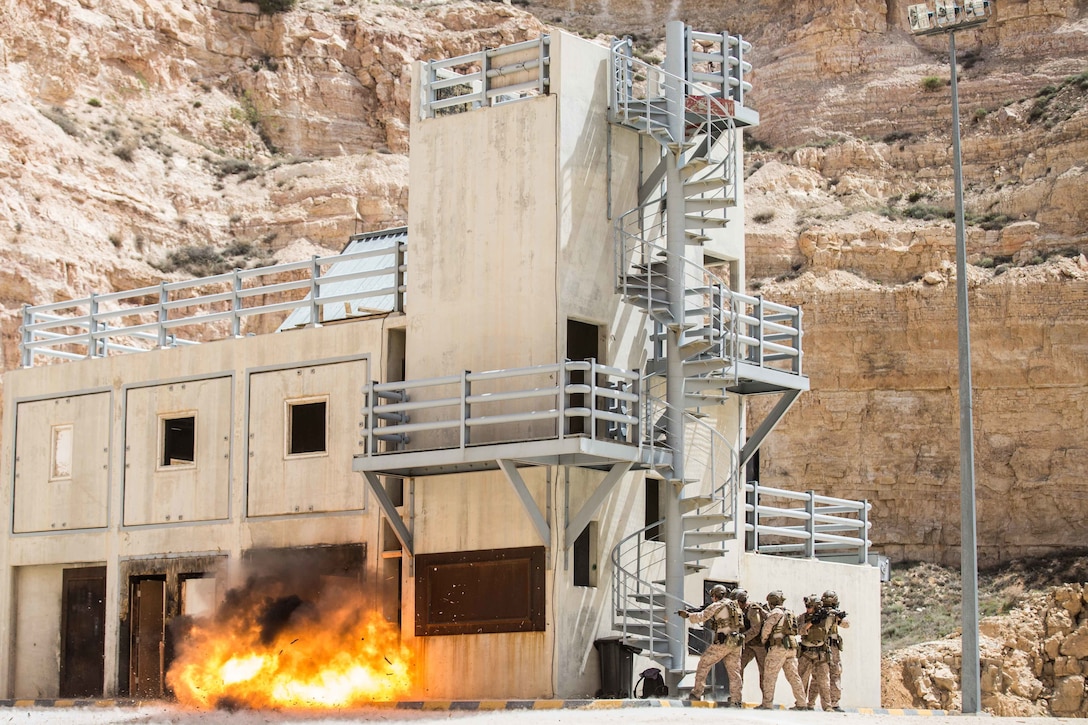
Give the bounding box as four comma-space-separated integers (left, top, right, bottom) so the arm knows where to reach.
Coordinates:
907, 0, 992, 35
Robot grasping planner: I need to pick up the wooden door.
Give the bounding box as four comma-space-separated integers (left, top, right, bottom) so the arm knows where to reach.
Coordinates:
130, 577, 166, 698
59, 566, 106, 698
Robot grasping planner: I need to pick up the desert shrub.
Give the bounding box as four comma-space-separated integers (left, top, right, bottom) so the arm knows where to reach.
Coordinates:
753, 211, 775, 224
41, 107, 80, 137
921, 76, 944, 92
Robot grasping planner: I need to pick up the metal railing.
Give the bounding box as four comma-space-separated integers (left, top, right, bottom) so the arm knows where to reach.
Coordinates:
685, 28, 753, 108
612, 396, 739, 660
609, 38, 747, 146
744, 481, 871, 564
20, 238, 407, 368
420, 36, 551, 119
616, 235, 804, 378
359, 360, 641, 454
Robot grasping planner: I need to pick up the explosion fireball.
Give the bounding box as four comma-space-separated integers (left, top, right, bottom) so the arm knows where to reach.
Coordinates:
167, 578, 414, 709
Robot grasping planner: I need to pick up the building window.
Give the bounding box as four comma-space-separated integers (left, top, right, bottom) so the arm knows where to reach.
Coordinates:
51, 424, 73, 480
573, 521, 598, 587
287, 398, 328, 455
415, 547, 545, 636
161, 415, 196, 467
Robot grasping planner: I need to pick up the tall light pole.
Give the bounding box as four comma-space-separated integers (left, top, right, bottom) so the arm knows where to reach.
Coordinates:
907, 0, 993, 715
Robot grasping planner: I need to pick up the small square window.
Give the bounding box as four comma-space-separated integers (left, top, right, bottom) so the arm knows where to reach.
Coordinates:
162, 415, 196, 467
288, 399, 327, 455
51, 424, 73, 480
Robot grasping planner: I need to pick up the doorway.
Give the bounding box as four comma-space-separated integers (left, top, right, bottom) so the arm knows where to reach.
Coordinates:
566, 319, 603, 435
60, 566, 106, 698
129, 576, 166, 698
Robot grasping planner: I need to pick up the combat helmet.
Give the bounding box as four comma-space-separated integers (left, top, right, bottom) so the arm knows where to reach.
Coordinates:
709, 584, 729, 600
821, 590, 839, 607
731, 588, 748, 603
766, 589, 785, 606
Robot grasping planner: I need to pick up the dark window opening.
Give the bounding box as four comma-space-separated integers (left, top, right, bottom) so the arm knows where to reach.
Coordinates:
573, 522, 598, 587
645, 479, 662, 541
416, 547, 545, 636
566, 319, 602, 436
162, 416, 195, 466
289, 400, 327, 454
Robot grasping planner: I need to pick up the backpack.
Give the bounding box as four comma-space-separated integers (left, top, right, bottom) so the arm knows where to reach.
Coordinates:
779, 609, 799, 636
746, 602, 767, 633
636, 667, 669, 699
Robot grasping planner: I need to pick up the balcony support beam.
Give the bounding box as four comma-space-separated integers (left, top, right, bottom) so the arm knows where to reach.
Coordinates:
564, 461, 633, 550
498, 459, 551, 551
360, 471, 414, 556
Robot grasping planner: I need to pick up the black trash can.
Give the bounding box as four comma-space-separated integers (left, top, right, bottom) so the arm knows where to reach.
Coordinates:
594, 636, 639, 699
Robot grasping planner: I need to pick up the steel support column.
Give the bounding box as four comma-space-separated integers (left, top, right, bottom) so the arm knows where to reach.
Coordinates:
662, 19, 688, 690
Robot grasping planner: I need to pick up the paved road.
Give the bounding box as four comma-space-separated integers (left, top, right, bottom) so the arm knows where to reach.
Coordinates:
0, 701, 1080, 725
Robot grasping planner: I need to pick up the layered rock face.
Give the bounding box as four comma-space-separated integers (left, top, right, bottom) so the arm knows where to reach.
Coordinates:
882, 584, 1088, 715
0, 0, 544, 375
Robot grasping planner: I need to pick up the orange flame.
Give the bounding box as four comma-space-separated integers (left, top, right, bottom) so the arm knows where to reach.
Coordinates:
167, 586, 414, 709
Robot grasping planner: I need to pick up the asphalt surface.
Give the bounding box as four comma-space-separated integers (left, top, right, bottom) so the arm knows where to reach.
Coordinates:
0, 701, 1081, 725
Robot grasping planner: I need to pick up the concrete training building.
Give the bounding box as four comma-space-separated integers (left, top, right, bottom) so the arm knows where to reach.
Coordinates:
0, 24, 881, 705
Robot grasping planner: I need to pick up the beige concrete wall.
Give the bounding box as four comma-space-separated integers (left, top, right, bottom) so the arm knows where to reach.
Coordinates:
739, 553, 881, 708
247, 360, 368, 517
554, 31, 626, 343
0, 319, 393, 698
13, 392, 111, 533
408, 80, 558, 381
123, 377, 231, 525
12, 564, 66, 698
409, 466, 552, 698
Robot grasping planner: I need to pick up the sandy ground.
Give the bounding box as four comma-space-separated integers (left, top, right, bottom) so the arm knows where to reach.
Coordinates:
0, 703, 1083, 725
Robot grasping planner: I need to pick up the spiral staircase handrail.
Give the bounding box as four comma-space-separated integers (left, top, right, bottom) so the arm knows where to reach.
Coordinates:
611, 393, 739, 654
609, 39, 741, 147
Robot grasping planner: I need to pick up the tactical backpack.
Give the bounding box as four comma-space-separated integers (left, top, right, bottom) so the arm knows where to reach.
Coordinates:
636, 667, 669, 699
779, 609, 799, 636
745, 602, 767, 638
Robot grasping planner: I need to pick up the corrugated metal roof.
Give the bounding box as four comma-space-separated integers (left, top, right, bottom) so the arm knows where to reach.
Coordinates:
277, 226, 407, 331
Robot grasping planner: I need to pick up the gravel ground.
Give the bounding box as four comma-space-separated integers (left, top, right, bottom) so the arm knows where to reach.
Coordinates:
0, 703, 1083, 725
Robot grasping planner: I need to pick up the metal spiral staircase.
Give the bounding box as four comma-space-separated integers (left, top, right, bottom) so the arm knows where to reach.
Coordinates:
606, 24, 799, 679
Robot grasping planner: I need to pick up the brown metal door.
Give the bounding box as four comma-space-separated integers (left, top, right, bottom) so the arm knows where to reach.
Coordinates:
130, 577, 166, 698
59, 566, 106, 698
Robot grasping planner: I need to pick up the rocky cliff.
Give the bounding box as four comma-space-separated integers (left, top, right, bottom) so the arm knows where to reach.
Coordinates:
882, 583, 1088, 715
1, 0, 1086, 566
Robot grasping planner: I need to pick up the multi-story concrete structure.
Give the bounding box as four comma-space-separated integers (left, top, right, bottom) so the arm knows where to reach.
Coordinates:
1, 24, 880, 705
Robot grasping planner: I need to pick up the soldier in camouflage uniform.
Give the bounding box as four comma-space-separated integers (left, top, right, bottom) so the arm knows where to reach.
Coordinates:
734, 588, 768, 701
822, 590, 849, 712
797, 594, 830, 711
757, 590, 807, 710
677, 584, 745, 705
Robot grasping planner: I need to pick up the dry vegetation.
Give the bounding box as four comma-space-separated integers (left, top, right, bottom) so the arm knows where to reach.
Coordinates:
882, 551, 1088, 653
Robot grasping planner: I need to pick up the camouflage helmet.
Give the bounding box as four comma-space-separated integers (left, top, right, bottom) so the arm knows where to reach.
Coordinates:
766, 590, 785, 606
821, 590, 840, 607
710, 584, 729, 600
731, 588, 748, 603
804, 593, 819, 608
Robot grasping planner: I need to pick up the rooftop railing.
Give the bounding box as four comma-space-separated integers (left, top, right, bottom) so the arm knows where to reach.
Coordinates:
420, 36, 551, 119
19, 235, 407, 368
